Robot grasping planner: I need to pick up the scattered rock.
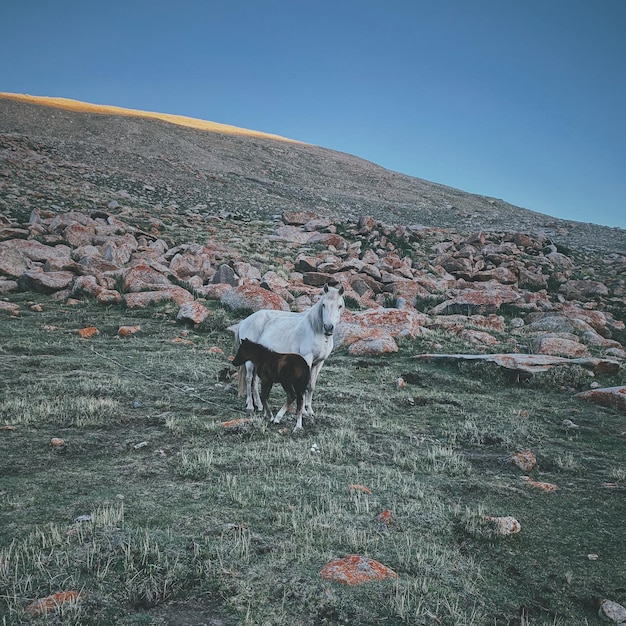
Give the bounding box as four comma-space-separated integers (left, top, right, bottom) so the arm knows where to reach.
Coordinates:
510, 451, 537, 472
599, 598, 626, 624
559, 279, 609, 301
124, 287, 194, 309
207, 262, 234, 286
486, 515, 521, 535
117, 325, 141, 337
122, 263, 172, 292
375, 509, 393, 533
0, 245, 32, 277
220, 285, 290, 312
26, 591, 81, 616
348, 334, 398, 356
282, 210, 319, 225
18, 270, 75, 293
521, 477, 558, 492
177, 301, 210, 325
320, 555, 398, 586
532, 335, 590, 358
77, 326, 99, 339
0, 301, 20, 313
577, 386, 626, 413
221, 417, 252, 429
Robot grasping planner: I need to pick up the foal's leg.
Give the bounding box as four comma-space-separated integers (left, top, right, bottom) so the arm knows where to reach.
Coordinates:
273, 384, 295, 424
260, 381, 274, 421
273, 398, 291, 422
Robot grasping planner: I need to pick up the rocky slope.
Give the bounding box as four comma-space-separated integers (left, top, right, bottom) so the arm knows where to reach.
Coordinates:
1, 95, 625, 392
1, 94, 624, 254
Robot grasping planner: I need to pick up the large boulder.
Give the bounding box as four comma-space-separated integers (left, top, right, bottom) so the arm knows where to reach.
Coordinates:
18, 270, 75, 294
220, 285, 290, 312
532, 335, 590, 358
431, 282, 521, 315
577, 386, 626, 412
121, 263, 172, 292
559, 279, 610, 301
124, 287, 193, 309
0, 245, 32, 277
177, 301, 210, 325
336, 308, 427, 348
1, 239, 71, 263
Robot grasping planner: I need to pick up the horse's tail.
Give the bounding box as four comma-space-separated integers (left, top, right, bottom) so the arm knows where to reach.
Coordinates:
237, 365, 247, 397
233, 327, 247, 397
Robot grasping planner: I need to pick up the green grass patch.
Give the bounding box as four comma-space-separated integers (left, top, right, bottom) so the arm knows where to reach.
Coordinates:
1, 295, 625, 624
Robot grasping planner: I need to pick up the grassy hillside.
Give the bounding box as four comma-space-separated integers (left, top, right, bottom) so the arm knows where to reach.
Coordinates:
1, 229, 625, 625
0, 96, 625, 625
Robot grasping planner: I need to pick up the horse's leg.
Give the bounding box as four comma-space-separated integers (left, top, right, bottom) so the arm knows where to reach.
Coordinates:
305, 360, 324, 416
251, 367, 263, 412
293, 391, 305, 432
244, 361, 256, 413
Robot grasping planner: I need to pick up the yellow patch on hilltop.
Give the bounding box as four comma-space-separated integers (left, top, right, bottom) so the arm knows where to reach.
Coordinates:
0, 92, 302, 144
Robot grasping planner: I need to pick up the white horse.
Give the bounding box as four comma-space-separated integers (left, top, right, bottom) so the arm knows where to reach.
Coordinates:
234, 284, 345, 429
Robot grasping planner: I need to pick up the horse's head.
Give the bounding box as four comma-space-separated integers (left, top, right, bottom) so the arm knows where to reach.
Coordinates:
320, 284, 345, 336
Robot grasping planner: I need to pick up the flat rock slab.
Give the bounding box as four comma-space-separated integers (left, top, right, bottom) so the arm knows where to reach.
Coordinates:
576, 386, 626, 413
414, 353, 621, 375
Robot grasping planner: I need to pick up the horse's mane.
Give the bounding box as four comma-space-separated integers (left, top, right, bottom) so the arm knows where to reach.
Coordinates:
307, 297, 325, 335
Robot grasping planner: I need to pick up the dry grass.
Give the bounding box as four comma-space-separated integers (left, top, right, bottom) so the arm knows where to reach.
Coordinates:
1, 293, 624, 625
0, 92, 302, 144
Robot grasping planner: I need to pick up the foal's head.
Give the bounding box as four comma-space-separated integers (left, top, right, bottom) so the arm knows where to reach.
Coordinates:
233, 338, 268, 367
319, 284, 345, 336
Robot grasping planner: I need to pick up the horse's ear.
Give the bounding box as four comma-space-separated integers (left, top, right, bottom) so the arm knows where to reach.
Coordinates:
338, 285, 345, 295
323, 284, 329, 293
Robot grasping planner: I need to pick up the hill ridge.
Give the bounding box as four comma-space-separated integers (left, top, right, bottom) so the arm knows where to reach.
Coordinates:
0, 92, 301, 144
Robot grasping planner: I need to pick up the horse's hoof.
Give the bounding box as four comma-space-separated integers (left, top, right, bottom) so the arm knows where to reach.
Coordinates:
292, 426, 303, 433
271, 417, 281, 424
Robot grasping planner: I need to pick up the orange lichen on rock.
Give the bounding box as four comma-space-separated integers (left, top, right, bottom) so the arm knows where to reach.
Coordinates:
117, 325, 141, 336
26, 591, 81, 616
171, 337, 194, 345
221, 418, 252, 428
522, 476, 559, 492
348, 484, 372, 494
510, 451, 537, 472
320, 555, 398, 586
77, 326, 99, 339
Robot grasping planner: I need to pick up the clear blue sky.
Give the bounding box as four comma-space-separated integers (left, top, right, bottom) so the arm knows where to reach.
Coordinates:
1, 1, 625, 229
